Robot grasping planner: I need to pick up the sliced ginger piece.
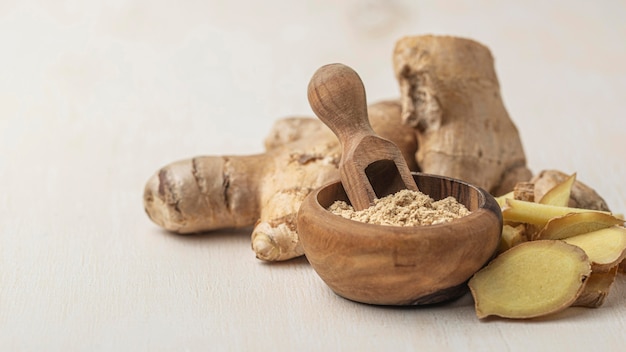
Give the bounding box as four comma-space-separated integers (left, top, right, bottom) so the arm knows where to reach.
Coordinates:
468, 240, 590, 319
562, 226, 626, 272
502, 199, 611, 227
534, 212, 624, 240
498, 224, 527, 254
495, 191, 513, 207
532, 170, 609, 211
573, 265, 618, 308
539, 173, 576, 206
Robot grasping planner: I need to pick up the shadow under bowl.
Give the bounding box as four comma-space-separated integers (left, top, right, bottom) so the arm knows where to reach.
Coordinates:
297, 172, 502, 306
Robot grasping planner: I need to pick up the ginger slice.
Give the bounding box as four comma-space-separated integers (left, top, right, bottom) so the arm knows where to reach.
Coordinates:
502, 199, 611, 226
572, 265, 618, 308
539, 173, 576, 206
532, 170, 609, 211
534, 212, 624, 241
562, 226, 626, 272
495, 191, 513, 207
497, 224, 527, 254
468, 240, 590, 319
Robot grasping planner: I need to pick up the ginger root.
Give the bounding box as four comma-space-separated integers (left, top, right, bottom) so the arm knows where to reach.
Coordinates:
393, 35, 532, 196
144, 101, 418, 261
144, 35, 533, 261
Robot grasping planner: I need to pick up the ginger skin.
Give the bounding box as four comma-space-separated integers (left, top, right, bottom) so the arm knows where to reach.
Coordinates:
144, 121, 338, 261
393, 35, 532, 195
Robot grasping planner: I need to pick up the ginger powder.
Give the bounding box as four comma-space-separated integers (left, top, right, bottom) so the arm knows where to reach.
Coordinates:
328, 189, 470, 226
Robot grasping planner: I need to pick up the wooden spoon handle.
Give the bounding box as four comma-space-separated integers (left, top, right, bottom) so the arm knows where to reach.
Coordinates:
307, 63, 418, 210
307, 63, 374, 146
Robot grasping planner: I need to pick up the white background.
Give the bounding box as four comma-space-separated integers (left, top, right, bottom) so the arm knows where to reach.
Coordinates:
1, 0, 625, 350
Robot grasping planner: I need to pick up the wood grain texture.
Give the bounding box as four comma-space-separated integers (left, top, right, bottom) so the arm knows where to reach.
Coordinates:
297, 173, 501, 305
1, 1, 626, 351
308, 63, 418, 210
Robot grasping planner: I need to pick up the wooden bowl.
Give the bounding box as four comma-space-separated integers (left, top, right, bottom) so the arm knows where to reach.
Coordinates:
297, 172, 502, 306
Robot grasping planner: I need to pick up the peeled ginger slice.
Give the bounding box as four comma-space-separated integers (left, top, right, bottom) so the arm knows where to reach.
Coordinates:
563, 226, 626, 272
534, 212, 624, 241
468, 240, 590, 319
539, 173, 576, 206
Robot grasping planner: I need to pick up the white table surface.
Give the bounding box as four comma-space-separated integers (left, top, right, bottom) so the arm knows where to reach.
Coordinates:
2, 1, 625, 351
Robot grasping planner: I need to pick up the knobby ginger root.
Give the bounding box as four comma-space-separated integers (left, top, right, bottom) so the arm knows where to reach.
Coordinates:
468, 240, 591, 319
144, 101, 418, 261
393, 35, 532, 196
144, 35, 534, 261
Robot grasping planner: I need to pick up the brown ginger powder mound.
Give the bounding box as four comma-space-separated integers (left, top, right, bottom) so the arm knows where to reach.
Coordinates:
328, 189, 470, 226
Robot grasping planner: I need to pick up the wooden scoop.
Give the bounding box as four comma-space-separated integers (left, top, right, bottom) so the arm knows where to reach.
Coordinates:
307, 63, 419, 211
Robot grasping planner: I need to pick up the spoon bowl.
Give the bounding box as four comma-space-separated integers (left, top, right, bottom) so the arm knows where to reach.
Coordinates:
297, 172, 502, 306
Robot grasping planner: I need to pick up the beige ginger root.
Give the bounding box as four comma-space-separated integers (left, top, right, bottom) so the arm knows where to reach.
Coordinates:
144, 35, 534, 261
393, 35, 532, 196
144, 101, 418, 261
